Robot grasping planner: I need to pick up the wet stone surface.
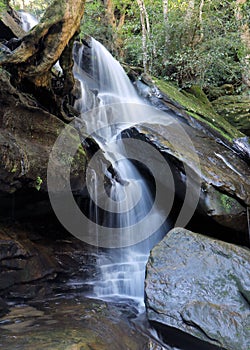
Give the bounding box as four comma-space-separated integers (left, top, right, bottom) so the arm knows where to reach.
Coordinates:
0, 296, 167, 350
145, 228, 250, 350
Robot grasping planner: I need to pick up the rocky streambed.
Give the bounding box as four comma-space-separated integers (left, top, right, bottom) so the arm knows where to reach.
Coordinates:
0, 296, 166, 350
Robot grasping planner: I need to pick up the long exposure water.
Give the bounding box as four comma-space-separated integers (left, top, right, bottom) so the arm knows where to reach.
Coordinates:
19, 8, 168, 306
73, 39, 168, 305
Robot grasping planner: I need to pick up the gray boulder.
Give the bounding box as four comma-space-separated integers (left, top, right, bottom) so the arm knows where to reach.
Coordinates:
145, 228, 250, 350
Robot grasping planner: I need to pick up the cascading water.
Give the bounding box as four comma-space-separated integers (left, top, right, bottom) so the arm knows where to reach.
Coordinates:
18, 7, 168, 305
73, 39, 168, 305
19, 11, 38, 31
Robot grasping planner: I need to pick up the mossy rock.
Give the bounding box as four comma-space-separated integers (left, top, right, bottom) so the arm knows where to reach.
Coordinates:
153, 78, 244, 142
205, 84, 235, 101
212, 95, 250, 136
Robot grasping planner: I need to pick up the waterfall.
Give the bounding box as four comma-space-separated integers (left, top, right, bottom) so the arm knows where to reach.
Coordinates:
18, 11, 38, 31
73, 39, 168, 306
18, 7, 168, 305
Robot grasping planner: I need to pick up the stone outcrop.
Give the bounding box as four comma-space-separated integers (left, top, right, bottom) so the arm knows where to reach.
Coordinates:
145, 227, 250, 350
131, 75, 250, 244
0, 297, 166, 350
127, 119, 249, 243
135, 76, 250, 161
0, 223, 97, 306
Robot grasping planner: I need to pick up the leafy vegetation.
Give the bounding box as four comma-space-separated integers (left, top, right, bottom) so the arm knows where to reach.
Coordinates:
0, 0, 7, 12
79, 0, 249, 93
10, 0, 52, 17
8, 0, 250, 94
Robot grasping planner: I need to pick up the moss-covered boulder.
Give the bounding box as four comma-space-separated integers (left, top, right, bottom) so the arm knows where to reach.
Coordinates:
212, 95, 250, 136
151, 78, 244, 142
145, 228, 250, 350
136, 76, 250, 161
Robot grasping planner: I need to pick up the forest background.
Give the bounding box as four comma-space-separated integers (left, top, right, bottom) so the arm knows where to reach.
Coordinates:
4, 0, 250, 98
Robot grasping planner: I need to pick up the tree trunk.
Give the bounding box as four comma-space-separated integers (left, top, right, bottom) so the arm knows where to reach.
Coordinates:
236, 0, 250, 88
105, 0, 116, 28
0, 0, 86, 121
137, 0, 150, 73
184, 0, 204, 47
162, 0, 169, 45
185, 0, 195, 22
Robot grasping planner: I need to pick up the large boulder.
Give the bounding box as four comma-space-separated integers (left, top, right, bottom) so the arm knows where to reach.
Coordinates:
128, 119, 250, 242
131, 77, 250, 244
145, 228, 250, 350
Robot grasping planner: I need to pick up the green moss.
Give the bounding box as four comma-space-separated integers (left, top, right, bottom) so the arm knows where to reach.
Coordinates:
11, 165, 17, 173
212, 95, 250, 136
153, 78, 244, 142
35, 176, 43, 191
220, 193, 236, 214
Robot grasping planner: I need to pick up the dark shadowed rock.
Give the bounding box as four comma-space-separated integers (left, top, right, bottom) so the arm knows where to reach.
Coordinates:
0, 297, 9, 317
145, 228, 250, 350
0, 228, 59, 292
0, 69, 86, 194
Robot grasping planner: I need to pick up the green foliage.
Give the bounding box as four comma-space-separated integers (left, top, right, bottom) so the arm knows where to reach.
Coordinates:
10, 0, 52, 18
149, 0, 244, 90
80, 1, 106, 40
8, 0, 247, 93
0, 0, 7, 13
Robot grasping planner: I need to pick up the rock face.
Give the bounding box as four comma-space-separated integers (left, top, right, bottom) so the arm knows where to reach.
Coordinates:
0, 69, 86, 195
0, 223, 98, 306
0, 228, 58, 292
136, 76, 250, 161
128, 120, 250, 243
145, 228, 250, 350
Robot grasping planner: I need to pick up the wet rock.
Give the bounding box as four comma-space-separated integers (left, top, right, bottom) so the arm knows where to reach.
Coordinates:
0, 297, 9, 317
0, 224, 98, 300
128, 121, 249, 241
139, 76, 250, 164
0, 228, 60, 292
0, 69, 86, 195
145, 227, 250, 350
0, 297, 166, 350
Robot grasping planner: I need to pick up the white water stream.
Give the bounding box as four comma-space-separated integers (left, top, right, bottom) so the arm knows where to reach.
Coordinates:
18, 9, 168, 305
73, 39, 168, 305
